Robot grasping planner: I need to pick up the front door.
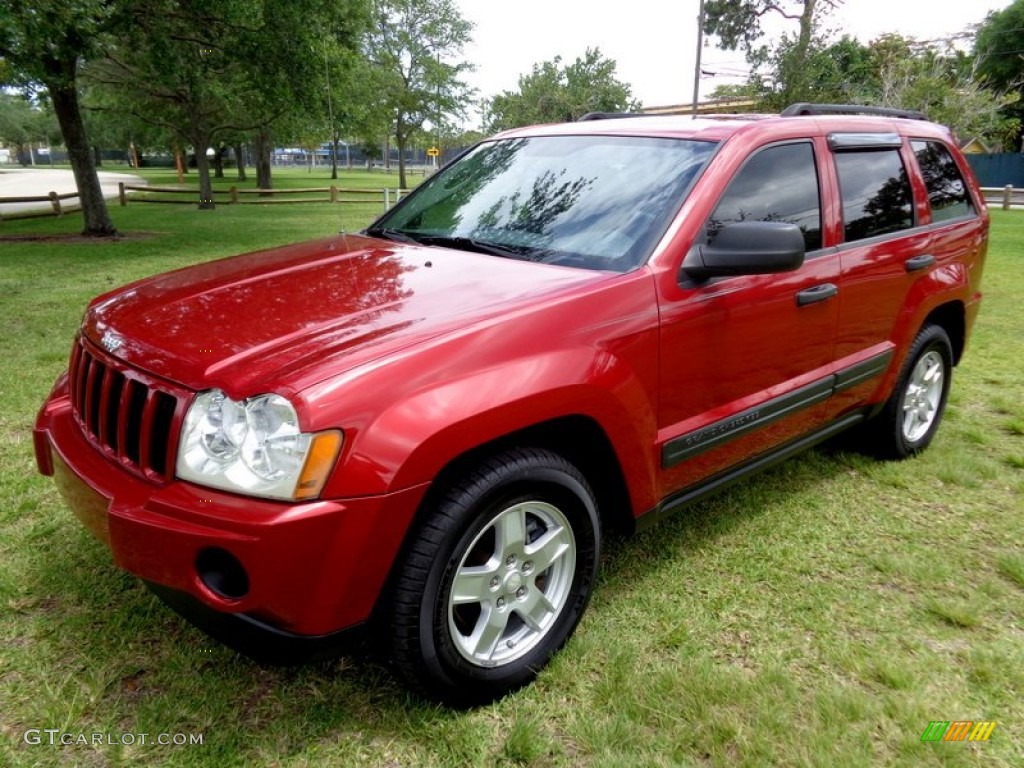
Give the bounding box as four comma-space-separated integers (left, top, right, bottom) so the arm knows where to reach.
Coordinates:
657, 140, 841, 497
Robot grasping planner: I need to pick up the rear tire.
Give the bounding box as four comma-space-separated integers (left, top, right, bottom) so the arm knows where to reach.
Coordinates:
863, 324, 953, 459
388, 447, 600, 707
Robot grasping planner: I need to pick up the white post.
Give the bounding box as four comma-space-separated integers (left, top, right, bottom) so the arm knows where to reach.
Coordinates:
384, 187, 391, 211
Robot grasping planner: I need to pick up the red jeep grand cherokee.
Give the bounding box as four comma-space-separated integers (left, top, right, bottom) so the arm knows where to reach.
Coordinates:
34, 104, 988, 705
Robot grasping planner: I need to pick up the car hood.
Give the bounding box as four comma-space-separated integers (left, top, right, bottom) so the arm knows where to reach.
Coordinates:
82, 234, 605, 396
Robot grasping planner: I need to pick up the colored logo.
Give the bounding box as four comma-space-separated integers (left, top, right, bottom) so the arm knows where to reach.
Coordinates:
921, 721, 996, 742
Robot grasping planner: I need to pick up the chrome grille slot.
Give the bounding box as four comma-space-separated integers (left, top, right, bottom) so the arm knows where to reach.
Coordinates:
68, 338, 186, 481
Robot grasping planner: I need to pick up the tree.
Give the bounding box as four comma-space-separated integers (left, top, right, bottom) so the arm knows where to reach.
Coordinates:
0, 93, 59, 164
974, 0, 1024, 147
703, 4, 1016, 147
87, 1, 256, 208
230, 0, 369, 191
364, 0, 474, 190
873, 36, 1019, 150
705, 0, 841, 63
486, 48, 639, 132
704, 0, 843, 110
744, 34, 876, 110
0, 0, 119, 235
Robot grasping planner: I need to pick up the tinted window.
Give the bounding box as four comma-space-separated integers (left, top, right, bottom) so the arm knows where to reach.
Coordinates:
912, 140, 975, 223
373, 136, 717, 272
835, 150, 913, 242
708, 142, 822, 251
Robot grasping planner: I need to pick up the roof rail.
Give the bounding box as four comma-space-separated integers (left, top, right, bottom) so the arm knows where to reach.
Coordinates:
576, 112, 651, 122
781, 103, 927, 121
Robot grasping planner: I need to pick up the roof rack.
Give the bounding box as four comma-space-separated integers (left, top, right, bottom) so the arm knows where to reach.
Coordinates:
781, 103, 927, 120
576, 112, 653, 122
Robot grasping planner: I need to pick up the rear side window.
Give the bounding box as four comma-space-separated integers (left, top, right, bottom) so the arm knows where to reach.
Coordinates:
834, 149, 913, 242
912, 140, 975, 223
708, 142, 822, 252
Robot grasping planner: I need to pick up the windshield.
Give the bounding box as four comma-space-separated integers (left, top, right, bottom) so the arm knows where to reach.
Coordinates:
368, 135, 717, 272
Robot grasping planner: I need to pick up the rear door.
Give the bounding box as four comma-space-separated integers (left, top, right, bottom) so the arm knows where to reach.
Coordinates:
828, 134, 984, 413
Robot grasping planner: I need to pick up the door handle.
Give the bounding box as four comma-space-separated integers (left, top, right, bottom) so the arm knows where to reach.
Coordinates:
905, 254, 935, 272
796, 283, 838, 307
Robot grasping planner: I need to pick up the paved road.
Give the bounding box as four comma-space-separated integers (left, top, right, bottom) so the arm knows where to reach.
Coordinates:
0, 168, 144, 216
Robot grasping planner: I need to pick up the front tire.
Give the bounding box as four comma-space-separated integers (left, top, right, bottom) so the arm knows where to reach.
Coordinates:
864, 324, 953, 459
388, 447, 600, 706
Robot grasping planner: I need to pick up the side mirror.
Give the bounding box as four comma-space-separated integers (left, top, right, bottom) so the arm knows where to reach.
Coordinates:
682, 221, 805, 282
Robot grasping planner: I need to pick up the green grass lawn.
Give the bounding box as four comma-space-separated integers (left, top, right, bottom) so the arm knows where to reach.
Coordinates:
0, 203, 1021, 767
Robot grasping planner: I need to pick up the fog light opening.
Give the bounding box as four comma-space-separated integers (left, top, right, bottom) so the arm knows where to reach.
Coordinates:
196, 547, 250, 600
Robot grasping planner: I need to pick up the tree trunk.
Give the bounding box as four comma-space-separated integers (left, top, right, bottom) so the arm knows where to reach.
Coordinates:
330, 129, 339, 180
234, 144, 246, 181
255, 127, 273, 195
93, 145, 102, 167
212, 144, 224, 178
396, 118, 407, 190
795, 0, 817, 62
172, 141, 188, 177
194, 150, 215, 209
190, 130, 215, 209
47, 72, 118, 236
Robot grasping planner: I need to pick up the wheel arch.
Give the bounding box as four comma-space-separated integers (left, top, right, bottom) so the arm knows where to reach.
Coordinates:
368, 415, 634, 629
416, 415, 634, 539
921, 300, 966, 365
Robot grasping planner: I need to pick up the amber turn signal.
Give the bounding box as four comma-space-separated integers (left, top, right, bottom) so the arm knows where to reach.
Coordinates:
294, 430, 343, 500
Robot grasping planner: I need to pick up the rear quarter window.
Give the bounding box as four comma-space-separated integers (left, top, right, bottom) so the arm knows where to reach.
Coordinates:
912, 140, 976, 223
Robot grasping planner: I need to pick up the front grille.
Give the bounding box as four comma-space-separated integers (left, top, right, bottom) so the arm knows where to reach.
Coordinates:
69, 338, 186, 481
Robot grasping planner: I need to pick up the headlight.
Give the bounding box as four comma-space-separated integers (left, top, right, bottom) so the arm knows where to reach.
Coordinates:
176, 389, 342, 500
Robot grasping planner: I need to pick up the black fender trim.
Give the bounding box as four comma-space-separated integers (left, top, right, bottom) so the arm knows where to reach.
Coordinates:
638, 410, 868, 533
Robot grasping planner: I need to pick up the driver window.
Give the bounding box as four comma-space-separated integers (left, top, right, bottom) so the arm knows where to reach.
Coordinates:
708, 142, 822, 253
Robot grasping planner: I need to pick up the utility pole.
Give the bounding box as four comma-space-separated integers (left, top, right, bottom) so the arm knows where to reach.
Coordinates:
692, 0, 706, 117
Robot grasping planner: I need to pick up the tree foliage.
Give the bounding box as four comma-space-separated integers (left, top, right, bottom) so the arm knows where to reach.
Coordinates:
704, 0, 1017, 149
87, 0, 368, 204
485, 48, 639, 132
743, 34, 875, 110
86, 0, 257, 207
363, 0, 474, 189
0, 93, 60, 162
0, 0, 120, 234
705, 0, 841, 62
874, 37, 1019, 149
974, 0, 1024, 91
974, 0, 1024, 147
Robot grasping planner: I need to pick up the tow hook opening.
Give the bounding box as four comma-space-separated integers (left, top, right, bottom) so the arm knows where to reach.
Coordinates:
196, 547, 250, 600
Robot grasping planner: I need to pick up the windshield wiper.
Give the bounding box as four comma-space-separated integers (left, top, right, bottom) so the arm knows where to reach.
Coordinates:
365, 229, 554, 262
364, 226, 420, 245
413, 235, 551, 261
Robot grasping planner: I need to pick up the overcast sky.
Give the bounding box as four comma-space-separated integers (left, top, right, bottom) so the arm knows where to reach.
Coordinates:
453, 0, 1012, 119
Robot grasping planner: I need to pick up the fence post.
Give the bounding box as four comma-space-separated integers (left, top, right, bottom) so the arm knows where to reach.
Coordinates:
119, 182, 127, 207
395, 188, 402, 204
384, 188, 391, 211
330, 185, 338, 203
229, 186, 239, 204
48, 191, 62, 216
1003, 185, 1013, 211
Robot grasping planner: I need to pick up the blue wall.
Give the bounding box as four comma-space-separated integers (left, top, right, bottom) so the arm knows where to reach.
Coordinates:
964, 154, 1024, 188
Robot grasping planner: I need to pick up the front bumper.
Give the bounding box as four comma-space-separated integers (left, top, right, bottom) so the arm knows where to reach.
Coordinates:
34, 379, 428, 640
